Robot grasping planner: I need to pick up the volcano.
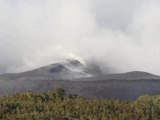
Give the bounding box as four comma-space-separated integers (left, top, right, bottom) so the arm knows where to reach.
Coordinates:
0, 59, 160, 101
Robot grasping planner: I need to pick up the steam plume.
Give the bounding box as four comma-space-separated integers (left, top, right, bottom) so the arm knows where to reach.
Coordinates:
0, 0, 160, 75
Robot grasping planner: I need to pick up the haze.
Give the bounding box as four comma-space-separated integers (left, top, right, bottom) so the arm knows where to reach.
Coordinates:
0, 0, 160, 75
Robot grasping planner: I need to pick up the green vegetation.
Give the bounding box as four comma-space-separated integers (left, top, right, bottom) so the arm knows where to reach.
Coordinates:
0, 88, 160, 120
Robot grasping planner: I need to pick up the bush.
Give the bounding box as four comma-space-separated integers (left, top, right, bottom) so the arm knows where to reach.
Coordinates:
0, 89, 160, 120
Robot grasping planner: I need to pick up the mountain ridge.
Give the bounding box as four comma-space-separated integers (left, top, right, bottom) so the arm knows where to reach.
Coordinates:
0, 59, 160, 100
0, 59, 160, 81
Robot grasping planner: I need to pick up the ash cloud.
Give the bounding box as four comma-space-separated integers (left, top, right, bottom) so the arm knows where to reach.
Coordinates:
0, 0, 160, 75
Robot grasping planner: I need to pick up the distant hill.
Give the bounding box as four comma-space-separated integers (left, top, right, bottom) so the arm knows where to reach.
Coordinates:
0, 59, 160, 101
77, 71, 160, 81
0, 59, 103, 81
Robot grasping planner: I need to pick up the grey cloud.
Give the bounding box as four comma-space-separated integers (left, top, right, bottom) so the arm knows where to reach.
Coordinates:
0, 0, 160, 75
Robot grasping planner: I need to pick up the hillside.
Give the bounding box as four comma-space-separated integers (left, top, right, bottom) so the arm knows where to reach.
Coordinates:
0, 60, 160, 101
0, 89, 160, 120
0, 59, 103, 81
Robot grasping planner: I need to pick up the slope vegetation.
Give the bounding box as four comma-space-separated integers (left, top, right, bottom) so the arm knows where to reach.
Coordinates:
0, 89, 160, 120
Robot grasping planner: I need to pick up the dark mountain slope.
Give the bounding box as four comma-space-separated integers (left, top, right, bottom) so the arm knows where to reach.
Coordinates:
76, 71, 160, 81
0, 60, 160, 101
1, 79, 160, 101
0, 59, 103, 81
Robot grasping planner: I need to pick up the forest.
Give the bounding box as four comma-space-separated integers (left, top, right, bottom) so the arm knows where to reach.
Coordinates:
0, 88, 160, 120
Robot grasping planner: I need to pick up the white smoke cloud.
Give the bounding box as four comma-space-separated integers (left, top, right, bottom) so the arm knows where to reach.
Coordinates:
0, 0, 160, 75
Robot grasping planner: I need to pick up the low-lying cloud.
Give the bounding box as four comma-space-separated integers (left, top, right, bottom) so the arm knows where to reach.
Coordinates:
0, 0, 160, 75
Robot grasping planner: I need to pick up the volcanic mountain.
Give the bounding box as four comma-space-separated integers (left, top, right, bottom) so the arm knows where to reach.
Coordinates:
0, 59, 160, 101
0, 59, 103, 81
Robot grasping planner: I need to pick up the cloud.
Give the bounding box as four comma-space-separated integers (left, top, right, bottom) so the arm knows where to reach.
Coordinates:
0, 0, 160, 75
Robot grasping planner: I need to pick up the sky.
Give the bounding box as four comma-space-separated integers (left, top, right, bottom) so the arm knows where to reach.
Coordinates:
0, 0, 160, 75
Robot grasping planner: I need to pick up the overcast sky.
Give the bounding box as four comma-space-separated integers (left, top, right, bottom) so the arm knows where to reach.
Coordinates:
0, 0, 160, 74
